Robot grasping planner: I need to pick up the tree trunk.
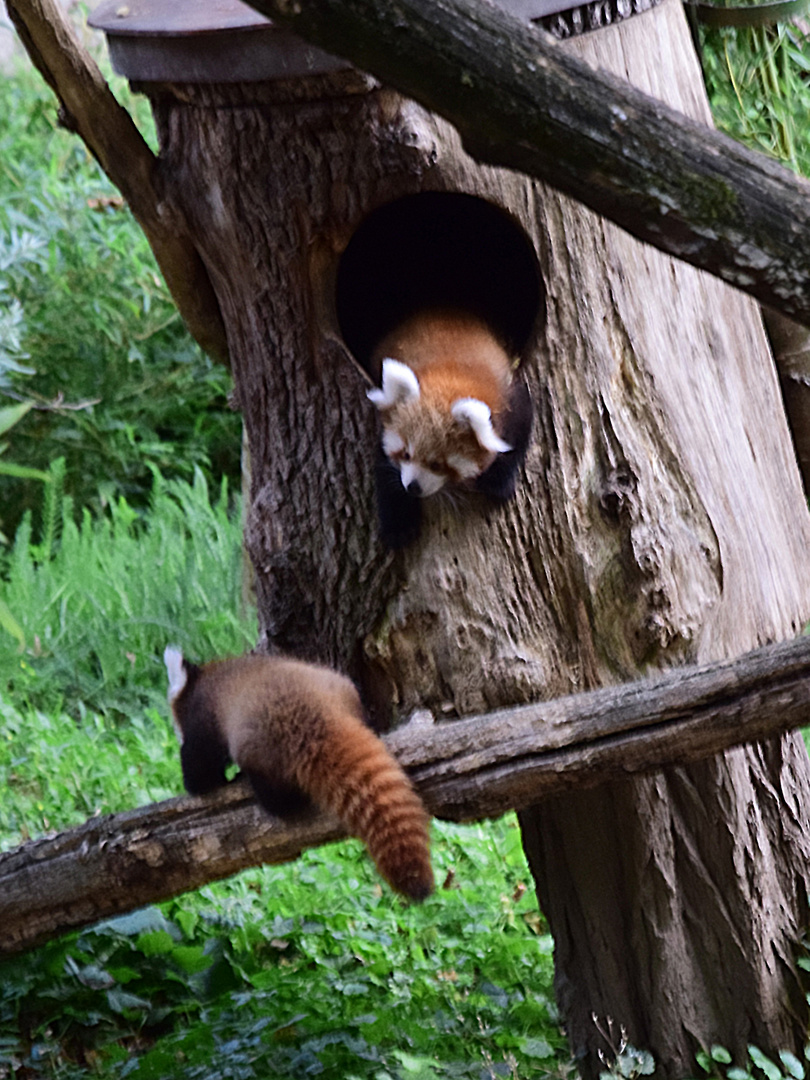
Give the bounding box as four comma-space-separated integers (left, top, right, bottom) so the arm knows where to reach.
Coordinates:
519, 13, 810, 1075
143, 1, 810, 1074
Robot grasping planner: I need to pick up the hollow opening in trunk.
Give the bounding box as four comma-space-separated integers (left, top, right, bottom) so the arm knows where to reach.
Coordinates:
336, 191, 545, 374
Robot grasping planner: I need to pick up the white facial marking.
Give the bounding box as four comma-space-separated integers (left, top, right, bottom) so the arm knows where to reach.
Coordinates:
164, 645, 188, 705
451, 398, 512, 455
367, 359, 420, 410
447, 453, 482, 479
400, 461, 445, 496
382, 428, 405, 457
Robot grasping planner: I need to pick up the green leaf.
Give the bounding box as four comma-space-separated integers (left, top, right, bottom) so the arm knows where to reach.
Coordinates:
0, 461, 51, 481
392, 1051, 438, 1078
748, 1046, 783, 1080
779, 1051, 805, 1080
136, 930, 177, 957
712, 1046, 734, 1064
522, 1036, 555, 1059
0, 599, 25, 649
170, 944, 213, 975
106, 987, 150, 1014
0, 401, 32, 437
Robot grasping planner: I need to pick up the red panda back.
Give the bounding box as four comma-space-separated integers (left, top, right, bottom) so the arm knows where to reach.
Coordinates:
373, 308, 513, 414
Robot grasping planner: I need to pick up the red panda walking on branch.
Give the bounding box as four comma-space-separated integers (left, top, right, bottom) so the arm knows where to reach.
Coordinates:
164, 647, 434, 901
367, 308, 533, 549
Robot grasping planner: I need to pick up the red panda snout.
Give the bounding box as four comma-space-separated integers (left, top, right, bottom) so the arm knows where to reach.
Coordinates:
382, 403, 497, 496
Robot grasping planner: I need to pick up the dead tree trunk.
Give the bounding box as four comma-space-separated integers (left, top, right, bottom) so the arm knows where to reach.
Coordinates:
142, 1, 810, 1074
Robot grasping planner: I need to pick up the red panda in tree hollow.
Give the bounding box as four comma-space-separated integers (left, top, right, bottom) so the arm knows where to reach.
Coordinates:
367, 308, 533, 549
164, 647, 434, 901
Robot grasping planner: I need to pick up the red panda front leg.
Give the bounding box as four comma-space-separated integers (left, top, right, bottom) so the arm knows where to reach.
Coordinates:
375, 447, 423, 549
179, 714, 230, 796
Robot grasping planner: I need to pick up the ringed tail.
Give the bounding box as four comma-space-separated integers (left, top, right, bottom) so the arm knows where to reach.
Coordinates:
296, 716, 433, 902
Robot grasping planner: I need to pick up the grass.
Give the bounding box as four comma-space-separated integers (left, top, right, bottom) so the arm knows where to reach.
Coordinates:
0, 474, 566, 1079
0, 62, 241, 541
699, 26, 810, 175
1, 463, 254, 722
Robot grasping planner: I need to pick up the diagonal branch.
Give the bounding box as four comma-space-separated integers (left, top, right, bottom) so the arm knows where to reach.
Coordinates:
244, 0, 810, 328
3, 633, 810, 955
6, 0, 230, 365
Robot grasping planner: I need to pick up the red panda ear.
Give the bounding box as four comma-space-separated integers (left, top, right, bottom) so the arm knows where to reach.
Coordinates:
367, 359, 420, 410
164, 645, 188, 703
451, 398, 512, 454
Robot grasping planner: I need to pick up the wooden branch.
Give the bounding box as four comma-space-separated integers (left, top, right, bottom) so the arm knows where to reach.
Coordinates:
6, 0, 230, 364
244, 0, 810, 328
4, 634, 810, 955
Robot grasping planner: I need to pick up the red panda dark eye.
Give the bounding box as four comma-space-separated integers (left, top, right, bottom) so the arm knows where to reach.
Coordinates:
401, 450, 411, 462
427, 460, 442, 473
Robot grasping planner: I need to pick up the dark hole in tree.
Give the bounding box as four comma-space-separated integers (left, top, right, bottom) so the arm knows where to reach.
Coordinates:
336, 192, 545, 372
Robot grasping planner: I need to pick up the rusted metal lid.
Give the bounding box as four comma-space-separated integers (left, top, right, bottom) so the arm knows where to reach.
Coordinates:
88, 0, 349, 81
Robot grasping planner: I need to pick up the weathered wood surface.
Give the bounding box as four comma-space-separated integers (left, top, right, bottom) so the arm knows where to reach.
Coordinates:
3, 632, 810, 957
246, 0, 810, 327
5, 0, 229, 363
143, 4, 810, 1070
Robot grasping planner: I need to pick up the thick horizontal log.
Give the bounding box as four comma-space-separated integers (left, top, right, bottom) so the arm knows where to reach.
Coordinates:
245, 0, 810, 327
3, 634, 810, 954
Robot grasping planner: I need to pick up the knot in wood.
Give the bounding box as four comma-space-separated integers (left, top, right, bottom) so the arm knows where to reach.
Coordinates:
599, 464, 637, 522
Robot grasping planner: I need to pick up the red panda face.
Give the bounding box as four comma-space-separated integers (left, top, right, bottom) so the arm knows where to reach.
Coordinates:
368, 359, 512, 497
381, 409, 492, 496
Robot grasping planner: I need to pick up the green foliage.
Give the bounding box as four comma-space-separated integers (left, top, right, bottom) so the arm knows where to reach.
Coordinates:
0, 467, 255, 721
0, 818, 565, 1079
0, 64, 241, 538
693, 1042, 810, 1080
0, 471, 564, 1076
700, 26, 810, 175
593, 1017, 655, 1080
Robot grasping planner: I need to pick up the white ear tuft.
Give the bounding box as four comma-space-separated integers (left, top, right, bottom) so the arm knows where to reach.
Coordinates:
164, 645, 188, 703
451, 398, 512, 454
367, 359, 420, 409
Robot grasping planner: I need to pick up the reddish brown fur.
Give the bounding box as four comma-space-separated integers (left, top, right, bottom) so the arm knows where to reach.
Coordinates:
177, 655, 433, 901
373, 308, 513, 411
372, 309, 515, 481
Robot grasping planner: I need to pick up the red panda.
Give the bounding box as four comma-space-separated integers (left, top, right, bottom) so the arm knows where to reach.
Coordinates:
367, 308, 533, 548
164, 647, 434, 902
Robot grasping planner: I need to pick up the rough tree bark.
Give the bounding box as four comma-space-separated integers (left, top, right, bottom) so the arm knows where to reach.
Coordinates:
247, 0, 810, 327
105, 2, 810, 1076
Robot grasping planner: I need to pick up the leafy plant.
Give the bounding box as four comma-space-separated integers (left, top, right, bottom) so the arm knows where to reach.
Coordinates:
694, 1042, 809, 1080
0, 817, 565, 1080
593, 1016, 655, 1080
0, 65, 241, 538
700, 25, 810, 175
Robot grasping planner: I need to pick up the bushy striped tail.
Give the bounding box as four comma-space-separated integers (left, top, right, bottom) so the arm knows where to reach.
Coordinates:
297, 717, 433, 901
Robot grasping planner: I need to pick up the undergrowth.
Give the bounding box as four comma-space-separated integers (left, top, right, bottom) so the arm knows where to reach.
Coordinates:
0, 465, 254, 722
0, 473, 565, 1079
0, 819, 562, 1080
0, 63, 241, 540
